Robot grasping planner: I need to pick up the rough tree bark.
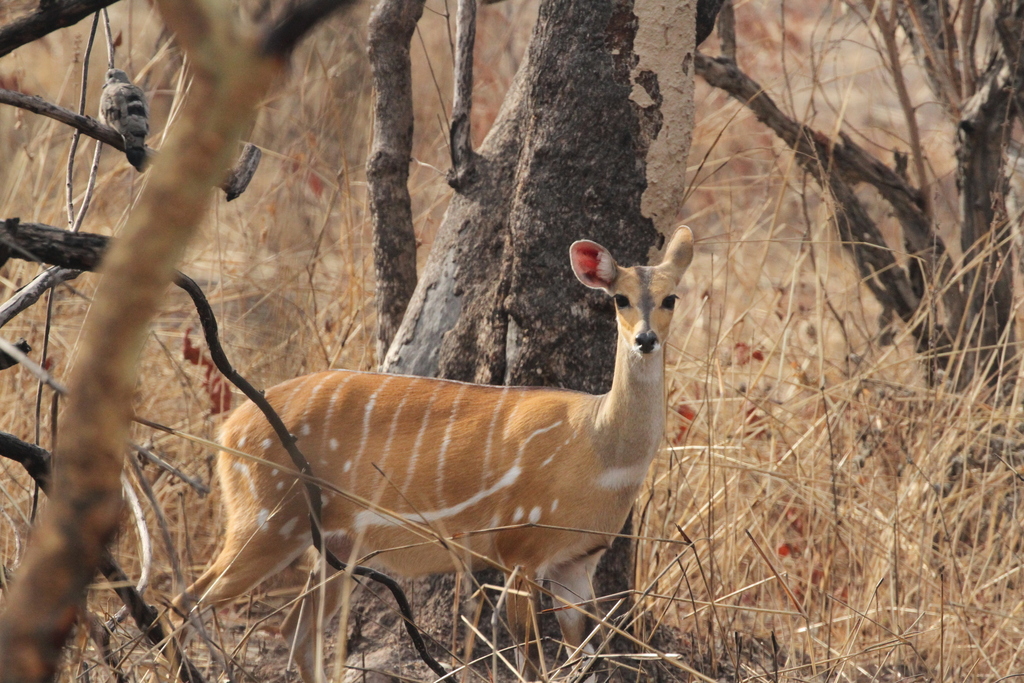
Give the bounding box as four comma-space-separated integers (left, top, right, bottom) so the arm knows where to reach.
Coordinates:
355, 0, 702, 679
366, 0, 425, 362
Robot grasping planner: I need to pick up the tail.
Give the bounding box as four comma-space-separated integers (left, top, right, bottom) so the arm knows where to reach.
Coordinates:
124, 143, 147, 171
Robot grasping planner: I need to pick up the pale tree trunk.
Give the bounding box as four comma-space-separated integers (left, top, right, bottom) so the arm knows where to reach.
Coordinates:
356, 0, 701, 679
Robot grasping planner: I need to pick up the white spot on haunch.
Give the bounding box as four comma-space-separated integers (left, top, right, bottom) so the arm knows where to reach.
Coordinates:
344, 460, 352, 472
301, 424, 311, 436
529, 506, 541, 523
237, 436, 247, 447
356, 465, 523, 530
262, 438, 272, 450
232, 462, 259, 500
329, 438, 339, 451
279, 517, 299, 537
271, 469, 279, 477
256, 508, 270, 530
550, 499, 559, 512
276, 481, 284, 491
513, 507, 524, 523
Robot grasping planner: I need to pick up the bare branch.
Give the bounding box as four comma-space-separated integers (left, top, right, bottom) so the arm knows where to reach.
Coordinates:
0, 87, 130, 151
0, 268, 82, 331
717, 0, 735, 59
0, 0, 118, 58
447, 0, 478, 190
694, 51, 964, 350
696, 0, 726, 46
366, 0, 425, 363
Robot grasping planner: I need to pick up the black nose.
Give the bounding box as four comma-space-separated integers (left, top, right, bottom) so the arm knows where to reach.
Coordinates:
635, 331, 658, 353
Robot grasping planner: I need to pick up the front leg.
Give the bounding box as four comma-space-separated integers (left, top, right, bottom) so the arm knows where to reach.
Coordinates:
543, 552, 603, 656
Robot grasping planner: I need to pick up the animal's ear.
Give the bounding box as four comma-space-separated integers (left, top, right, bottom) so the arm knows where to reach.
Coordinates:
660, 226, 694, 275
570, 239, 618, 292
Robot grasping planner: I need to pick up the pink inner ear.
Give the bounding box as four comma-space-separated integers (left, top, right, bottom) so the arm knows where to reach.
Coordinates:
573, 244, 601, 279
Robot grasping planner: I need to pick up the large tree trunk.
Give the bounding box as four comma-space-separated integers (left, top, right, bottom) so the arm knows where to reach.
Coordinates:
358, 0, 699, 680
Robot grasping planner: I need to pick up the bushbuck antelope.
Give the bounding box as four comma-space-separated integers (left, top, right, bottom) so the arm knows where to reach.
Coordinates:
175, 226, 694, 681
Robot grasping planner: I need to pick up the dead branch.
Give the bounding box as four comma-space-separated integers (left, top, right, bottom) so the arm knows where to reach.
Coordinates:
696, 0, 726, 46
954, 47, 1018, 385
0, 89, 263, 200
447, 0, 478, 190
694, 51, 963, 351
0, 0, 118, 58
0, 268, 82, 330
366, 0, 425, 363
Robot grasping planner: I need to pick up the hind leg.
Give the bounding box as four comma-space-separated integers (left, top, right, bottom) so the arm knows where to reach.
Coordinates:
505, 569, 543, 679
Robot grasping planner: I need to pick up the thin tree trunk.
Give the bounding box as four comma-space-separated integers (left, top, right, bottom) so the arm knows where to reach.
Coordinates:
366, 0, 424, 364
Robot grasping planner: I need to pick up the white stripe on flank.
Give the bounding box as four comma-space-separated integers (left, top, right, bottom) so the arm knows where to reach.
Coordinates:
405, 383, 443, 493
541, 432, 575, 467
517, 421, 564, 459
355, 465, 522, 530
435, 384, 469, 505
322, 373, 357, 458
352, 376, 393, 475
596, 463, 650, 490
380, 380, 417, 470
277, 379, 307, 418
481, 388, 511, 485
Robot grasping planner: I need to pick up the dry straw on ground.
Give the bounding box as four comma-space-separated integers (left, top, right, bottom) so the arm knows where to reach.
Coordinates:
1, 0, 1022, 681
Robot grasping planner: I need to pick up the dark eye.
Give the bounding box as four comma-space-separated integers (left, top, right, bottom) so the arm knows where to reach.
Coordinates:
614, 294, 630, 309
662, 295, 678, 310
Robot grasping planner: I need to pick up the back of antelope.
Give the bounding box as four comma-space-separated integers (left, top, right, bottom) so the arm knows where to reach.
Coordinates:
174, 226, 694, 681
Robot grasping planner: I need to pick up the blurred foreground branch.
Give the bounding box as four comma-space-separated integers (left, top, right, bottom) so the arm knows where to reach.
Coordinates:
0, 0, 118, 58
0, 0, 284, 676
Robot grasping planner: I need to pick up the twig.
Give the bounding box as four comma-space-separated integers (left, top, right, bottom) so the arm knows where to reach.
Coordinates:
868, 0, 932, 219
173, 271, 451, 678
131, 442, 209, 496
717, 0, 735, 60
0, 266, 82, 330
220, 143, 262, 201
125, 451, 186, 593
0, 336, 68, 394
67, 12, 99, 227
118, 473, 154, 617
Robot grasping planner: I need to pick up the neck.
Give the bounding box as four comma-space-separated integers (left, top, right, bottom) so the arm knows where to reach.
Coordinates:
594, 333, 667, 467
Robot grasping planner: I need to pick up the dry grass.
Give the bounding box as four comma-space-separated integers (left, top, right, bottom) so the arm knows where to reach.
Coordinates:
2, 0, 1023, 681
